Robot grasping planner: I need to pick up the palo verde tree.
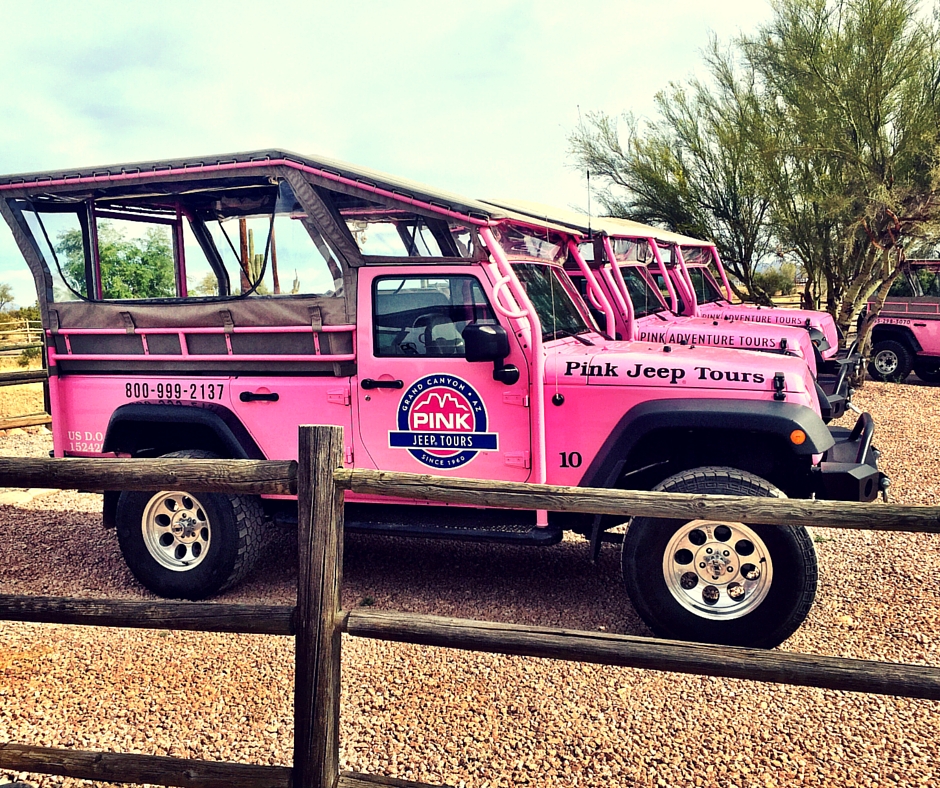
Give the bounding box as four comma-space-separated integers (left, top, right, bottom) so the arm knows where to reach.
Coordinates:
570, 52, 778, 304
570, 0, 940, 343
747, 0, 940, 348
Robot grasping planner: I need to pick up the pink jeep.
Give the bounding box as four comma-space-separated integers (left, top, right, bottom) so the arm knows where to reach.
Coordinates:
863, 260, 940, 382
660, 238, 861, 376
483, 202, 852, 422
0, 150, 885, 648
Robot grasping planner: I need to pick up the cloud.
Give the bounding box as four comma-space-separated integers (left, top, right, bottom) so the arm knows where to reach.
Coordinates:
0, 0, 776, 305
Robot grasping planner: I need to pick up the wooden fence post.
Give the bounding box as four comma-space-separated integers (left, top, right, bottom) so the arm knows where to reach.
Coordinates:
293, 425, 345, 788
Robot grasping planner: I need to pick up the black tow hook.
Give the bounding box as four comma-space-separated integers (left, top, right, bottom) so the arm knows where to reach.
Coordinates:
880, 475, 891, 503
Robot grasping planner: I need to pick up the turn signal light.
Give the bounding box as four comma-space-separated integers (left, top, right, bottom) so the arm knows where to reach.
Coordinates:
790, 429, 807, 445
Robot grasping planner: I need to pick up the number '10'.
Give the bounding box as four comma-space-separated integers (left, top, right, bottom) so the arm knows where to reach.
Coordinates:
559, 451, 582, 468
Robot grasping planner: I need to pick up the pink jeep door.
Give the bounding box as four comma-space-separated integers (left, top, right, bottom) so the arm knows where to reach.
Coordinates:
355, 267, 532, 481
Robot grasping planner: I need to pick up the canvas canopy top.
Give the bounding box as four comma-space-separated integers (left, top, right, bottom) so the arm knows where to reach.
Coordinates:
482, 198, 716, 249
0, 149, 574, 234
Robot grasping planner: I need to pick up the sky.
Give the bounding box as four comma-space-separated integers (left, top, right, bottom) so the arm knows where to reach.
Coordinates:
0, 0, 775, 307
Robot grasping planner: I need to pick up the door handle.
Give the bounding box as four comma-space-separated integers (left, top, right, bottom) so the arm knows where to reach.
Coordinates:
239, 391, 280, 402
361, 378, 404, 390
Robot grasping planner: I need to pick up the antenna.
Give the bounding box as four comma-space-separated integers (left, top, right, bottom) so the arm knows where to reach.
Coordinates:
587, 170, 592, 238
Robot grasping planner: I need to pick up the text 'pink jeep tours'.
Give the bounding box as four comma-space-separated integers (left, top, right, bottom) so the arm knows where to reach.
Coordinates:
0, 150, 886, 648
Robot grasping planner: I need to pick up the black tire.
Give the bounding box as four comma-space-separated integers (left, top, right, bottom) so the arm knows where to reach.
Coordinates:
913, 360, 940, 384
115, 450, 265, 599
868, 340, 913, 382
621, 466, 817, 648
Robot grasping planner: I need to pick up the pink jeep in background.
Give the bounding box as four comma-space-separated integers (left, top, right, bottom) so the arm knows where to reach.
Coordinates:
0, 150, 886, 648
660, 236, 862, 377
863, 260, 940, 382
483, 201, 852, 422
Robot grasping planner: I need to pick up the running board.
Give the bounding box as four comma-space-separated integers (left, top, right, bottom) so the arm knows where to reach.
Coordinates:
273, 503, 565, 546
345, 519, 564, 544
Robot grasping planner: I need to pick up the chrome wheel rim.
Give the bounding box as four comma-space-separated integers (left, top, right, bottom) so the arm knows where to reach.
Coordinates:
873, 349, 899, 376
142, 492, 210, 572
662, 519, 773, 621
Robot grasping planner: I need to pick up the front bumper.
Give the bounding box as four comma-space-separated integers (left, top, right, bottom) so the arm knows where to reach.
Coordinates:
813, 411, 887, 502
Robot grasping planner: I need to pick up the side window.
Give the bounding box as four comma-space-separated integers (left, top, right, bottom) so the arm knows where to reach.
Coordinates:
373, 275, 494, 357
17, 178, 346, 303
205, 181, 343, 297
687, 268, 722, 303
20, 206, 87, 300
94, 216, 179, 300
913, 267, 940, 298
649, 270, 671, 304
319, 186, 472, 259
924, 272, 940, 298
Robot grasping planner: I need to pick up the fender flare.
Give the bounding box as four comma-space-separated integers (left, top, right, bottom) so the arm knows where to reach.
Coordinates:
578, 398, 835, 489
101, 403, 263, 459
870, 323, 922, 354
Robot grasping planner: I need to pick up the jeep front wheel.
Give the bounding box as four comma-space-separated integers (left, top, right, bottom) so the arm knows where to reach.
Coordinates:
868, 340, 913, 382
115, 450, 265, 599
621, 467, 817, 648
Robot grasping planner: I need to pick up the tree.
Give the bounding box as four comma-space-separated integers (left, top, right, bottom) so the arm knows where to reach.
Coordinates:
569, 0, 940, 344
569, 39, 779, 304
56, 223, 176, 299
0, 282, 14, 311
746, 0, 940, 344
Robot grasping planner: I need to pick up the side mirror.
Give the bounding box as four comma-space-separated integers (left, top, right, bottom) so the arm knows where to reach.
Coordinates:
464, 323, 510, 362
463, 323, 520, 385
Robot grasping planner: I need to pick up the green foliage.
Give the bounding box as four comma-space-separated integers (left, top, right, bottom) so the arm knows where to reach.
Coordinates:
187, 272, 220, 297
569, 40, 778, 303
753, 263, 798, 297
56, 223, 176, 299
10, 302, 40, 322
17, 345, 40, 368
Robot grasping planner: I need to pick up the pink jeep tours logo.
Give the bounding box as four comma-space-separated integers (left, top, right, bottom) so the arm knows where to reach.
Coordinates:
390, 374, 497, 469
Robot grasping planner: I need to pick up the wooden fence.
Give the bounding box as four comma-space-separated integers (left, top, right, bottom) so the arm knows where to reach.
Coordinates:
0, 424, 939, 788
0, 319, 48, 430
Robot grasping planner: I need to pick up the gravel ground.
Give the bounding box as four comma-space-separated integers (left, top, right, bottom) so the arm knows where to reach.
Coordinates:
0, 380, 939, 787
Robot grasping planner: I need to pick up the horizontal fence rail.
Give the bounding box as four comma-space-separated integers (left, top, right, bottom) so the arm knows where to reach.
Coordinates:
335, 468, 940, 533
0, 413, 51, 430
0, 457, 297, 495
0, 745, 292, 788
2, 458, 938, 533
0, 596, 294, 635
4, 594, 938, 701
0, 369, 47, 388
343, 609, 940, 701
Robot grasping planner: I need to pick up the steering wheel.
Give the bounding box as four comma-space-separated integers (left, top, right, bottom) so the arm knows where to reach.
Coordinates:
414, 313, 456, 356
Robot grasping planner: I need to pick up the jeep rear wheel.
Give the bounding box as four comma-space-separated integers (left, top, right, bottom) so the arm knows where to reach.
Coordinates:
621, 467, 817, 648
868, 340, 913, 382
115, 450, 265, 599
913, 360, 940, 384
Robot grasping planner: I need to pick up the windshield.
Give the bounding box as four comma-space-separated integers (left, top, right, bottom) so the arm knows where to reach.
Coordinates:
686, 267, 725, 304
609, 237, 650, 263
680, 245, 712, 264
512, 262, 593, 341
495, 224, 568, 263
620, 265, 669, 318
